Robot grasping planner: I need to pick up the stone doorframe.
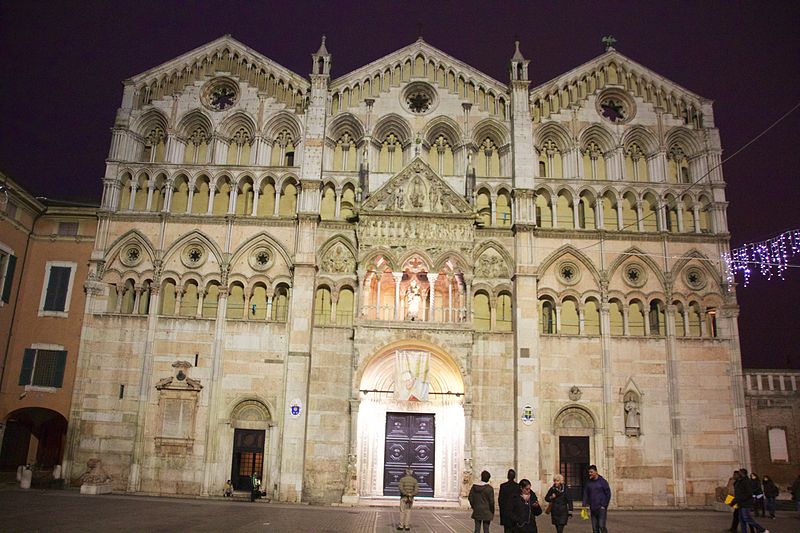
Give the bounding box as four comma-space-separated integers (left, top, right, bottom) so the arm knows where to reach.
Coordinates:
552, 404, 603, 479
222, 398, 277, 497
351, 341, 467, 501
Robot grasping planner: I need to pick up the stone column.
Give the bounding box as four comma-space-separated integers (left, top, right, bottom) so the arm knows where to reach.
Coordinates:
622, 305, 630, 336
427, 273, 438, 321
392, 272, 402, 320
196, 289, 205, 318
665, 302, 687, 505
251, 188, 260, 216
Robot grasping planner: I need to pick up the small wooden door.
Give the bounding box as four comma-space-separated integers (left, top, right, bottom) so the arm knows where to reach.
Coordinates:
559, 436, 589, 501
231, 429, 265, 491
383, 412, 435, 497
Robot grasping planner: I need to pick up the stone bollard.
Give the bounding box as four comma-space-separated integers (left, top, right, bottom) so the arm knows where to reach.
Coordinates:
53, 465, 62, 480
16, 465, 23, 482
20, 468, 32, 489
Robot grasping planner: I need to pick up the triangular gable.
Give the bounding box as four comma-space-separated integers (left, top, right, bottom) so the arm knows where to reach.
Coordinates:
530, 49, 708, 104
127, 34, 309, 92
361, 157, 473, 216
331, 38, 508, 95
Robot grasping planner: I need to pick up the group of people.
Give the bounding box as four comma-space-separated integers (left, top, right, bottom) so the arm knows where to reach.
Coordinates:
463, 465, 611, 533
726, 469, 774, 533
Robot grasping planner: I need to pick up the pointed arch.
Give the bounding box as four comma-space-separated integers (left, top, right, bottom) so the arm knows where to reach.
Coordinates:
621, 126, 658, 155
664, 126, 703, 157
423, 116, 462, 147
104, 229, 157, 267
132, 108, 169, 137
161, 230, 225, 270
578, 123, 616, 153
372, 113, 414, 145
263, 111, 303, 143
536, 244, 602, 286
175, 109, 213, 138
327, 112, 366, 143
535, 121, 573, 152
606, 246, 667, 288
472, 118, 510, 148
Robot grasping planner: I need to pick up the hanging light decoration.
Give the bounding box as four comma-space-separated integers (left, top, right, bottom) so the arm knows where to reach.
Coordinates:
722, 228, 800, 286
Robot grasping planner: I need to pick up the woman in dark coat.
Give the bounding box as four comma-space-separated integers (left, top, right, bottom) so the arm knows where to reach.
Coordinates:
544, 474, 573, 533
512, 478, 542, 533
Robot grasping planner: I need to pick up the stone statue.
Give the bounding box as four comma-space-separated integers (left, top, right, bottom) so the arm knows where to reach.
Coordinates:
80, 458, 112, 485
460, 460, 473, 498
625, 399, 640, 436
345, 454, 358, 496
405, 279, 422, 321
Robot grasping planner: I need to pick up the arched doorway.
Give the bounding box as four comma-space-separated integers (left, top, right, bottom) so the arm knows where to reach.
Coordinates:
226, 399, 274, 493
554, 405, 597, 501
355, 342, 465, 501
0, 408, 67, 470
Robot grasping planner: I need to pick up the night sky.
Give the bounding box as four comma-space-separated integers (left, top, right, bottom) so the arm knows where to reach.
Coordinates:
1, 1, 798, 368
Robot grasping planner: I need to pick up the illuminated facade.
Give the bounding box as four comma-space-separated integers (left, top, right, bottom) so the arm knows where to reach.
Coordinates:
64, 35, 747, 506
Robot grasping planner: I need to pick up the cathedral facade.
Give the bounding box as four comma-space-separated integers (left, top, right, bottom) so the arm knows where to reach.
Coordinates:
64, 35, 747, 506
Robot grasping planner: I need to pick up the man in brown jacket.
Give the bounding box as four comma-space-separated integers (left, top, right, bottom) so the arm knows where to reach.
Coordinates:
398, 468, 419, 531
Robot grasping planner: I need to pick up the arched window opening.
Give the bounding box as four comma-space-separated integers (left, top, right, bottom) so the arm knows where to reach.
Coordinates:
583, 142, 607, 180
184, 127, 209, 164
235, 179, 254, 216
556, 192, 574, 229
673, 302, 686, 337
496, 292, 512, 332
133, 176, 149, 211
540, 298, 555, 334
621, 193, 637, 231
624, 143, 648, 182
170, 177, 190, 214
473, 292, 490, 331
258, 179, 276, 216
340, 185, 356, 220
378, 133, 403, 173
649, 300, 666, 336
213, 178, 232, 215
320, 184, 336, 220
251, 284, 268, 320
496, 191, 512, 227
476, 189, 491, 227
143, 127, 166, 163
688, 302, 702, 337
314, 286, 332, 325
337, 287, 355, 325
561, 298, 579, 335
118, 174, 133, 211
629, 300, 645, 336
539, 140, 562, 178
641, 194, 658, 232
138, 280, 151, 314
706, 307, 718, 338
192, 177, 211, 215
584, 299, 601, 335
120, 279, 136, 314
181, 280, 199, 316
333, 132, 358, 172
609, 299, 624, 335
535, 193, 552, 228
476, 138, 500, 177
429, 135, 454, 176
226, 128, 252, 165
601, 192, 617, 230
699, 196, 712, 233
272, 284, 290, 322
578, 193, 596, 230
279, 182, 297, 217
227, 283, 245, 319
203, 283, 219, 318
270, 129, 296, 167
159, 279, 177, 315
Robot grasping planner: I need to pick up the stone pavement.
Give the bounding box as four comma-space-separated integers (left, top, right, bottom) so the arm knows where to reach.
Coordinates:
0, 489, 797, 532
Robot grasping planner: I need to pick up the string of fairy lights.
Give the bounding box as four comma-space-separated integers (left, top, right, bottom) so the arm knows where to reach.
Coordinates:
723, 228, 800, 286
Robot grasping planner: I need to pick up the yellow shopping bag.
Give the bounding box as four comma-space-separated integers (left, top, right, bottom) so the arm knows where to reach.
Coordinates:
724, 495, 739, 509
580, 508, 590, 520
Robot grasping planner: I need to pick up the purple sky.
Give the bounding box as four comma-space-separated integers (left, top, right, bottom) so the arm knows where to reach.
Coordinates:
1, 1, 798, 368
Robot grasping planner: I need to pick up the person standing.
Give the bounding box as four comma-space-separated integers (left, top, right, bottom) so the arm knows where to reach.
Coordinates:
726, 471, 740, 533
468, 470, 495, 533
398, 468, 419, 531
750, 473, 765, 517
791, 473, 800, 516
762, 475, 778, 519
499, 469, 521, 533
582, 465, 611, 533
545, 474, 573, 533
512, 479, 542, 533
732, 469, 769, 533
250, 473, 262, 502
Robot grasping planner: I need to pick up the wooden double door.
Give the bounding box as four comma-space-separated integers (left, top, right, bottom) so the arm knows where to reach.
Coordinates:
383, 412, 435, 497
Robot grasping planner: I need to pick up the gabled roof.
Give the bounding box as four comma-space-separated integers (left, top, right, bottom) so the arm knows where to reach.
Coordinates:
530, 48, 709, 104
127, 35, 309, 91
361, 157, 473, 216
331, 38, 508, 95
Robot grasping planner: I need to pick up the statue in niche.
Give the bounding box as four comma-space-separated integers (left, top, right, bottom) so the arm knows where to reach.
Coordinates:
405, 278, 422, 321
624, 397, 641, 436
391, 187, 405, 210
429, 184, 440, 212
409, 177, 424, 209
345, 454, 358, 495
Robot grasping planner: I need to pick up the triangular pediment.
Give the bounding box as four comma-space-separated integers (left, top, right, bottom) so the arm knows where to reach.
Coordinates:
361, 157, 473, 216
127, 35, 309, 93
331, 38, 508, 95
530, 49, 708, 105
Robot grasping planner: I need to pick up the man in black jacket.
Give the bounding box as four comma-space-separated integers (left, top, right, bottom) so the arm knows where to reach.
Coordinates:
498, 469, 520, 533
732, 469, 769, 533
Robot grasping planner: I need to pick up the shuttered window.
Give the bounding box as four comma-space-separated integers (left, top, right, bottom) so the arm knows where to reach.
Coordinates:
1, 252, 15, 303
40, 262, 76, 314
18, 348, 67, 388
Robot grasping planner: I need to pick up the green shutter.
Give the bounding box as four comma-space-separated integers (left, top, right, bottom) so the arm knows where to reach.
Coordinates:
53, 351, 67, 388
44, 266, 71, 311
1, 254, 16, 303
19, 348, 35, 385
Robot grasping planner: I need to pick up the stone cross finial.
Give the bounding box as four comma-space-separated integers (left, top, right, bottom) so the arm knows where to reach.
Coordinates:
602, 35, 617, 51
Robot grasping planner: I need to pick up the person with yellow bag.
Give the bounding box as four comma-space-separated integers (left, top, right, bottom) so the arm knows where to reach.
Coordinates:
581, 465, 611, 533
